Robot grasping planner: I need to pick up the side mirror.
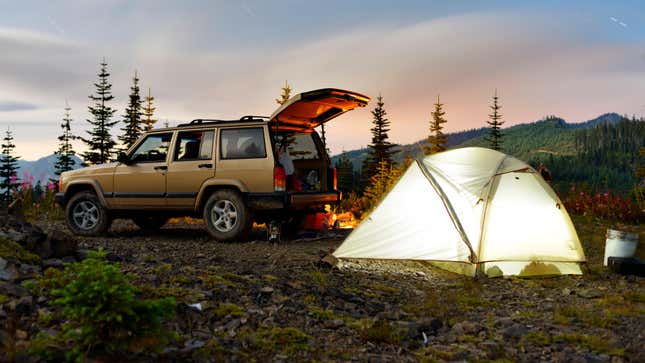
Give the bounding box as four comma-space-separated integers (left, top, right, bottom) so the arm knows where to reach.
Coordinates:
117, 152, 133, 165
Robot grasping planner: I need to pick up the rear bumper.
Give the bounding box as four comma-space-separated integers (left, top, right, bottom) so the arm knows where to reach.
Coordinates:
245, 191, 340, 210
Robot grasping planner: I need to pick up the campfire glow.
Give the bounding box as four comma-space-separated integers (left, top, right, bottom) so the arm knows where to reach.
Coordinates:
332, 211, 358, 229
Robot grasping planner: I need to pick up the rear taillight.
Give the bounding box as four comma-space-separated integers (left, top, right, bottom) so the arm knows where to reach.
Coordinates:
274, 165, 286, 192
332, 167, 337, 191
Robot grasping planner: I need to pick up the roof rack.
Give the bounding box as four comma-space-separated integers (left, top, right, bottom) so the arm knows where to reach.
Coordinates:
240, 115, 270, 121
177, 115, 270, 127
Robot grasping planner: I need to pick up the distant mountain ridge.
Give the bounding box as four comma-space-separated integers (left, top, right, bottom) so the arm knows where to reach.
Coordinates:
331, 112, 625, 171
14, 154, 83, 184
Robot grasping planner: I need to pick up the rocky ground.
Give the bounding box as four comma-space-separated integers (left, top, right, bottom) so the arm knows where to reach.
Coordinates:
1, 215, 644, 362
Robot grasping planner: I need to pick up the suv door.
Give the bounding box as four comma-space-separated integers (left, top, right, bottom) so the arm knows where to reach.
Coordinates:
113, 132, 173, 208
166, 129, 216, 209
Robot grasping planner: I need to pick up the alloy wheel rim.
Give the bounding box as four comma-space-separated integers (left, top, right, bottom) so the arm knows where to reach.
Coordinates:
211, 199, 238, 232
72, 200, 100, 230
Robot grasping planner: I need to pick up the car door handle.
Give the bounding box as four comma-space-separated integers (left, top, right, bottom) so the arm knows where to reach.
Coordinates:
154, 166, 168, 171
198, 163, 213, 169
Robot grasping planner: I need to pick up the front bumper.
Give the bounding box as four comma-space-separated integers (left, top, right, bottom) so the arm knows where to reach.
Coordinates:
55, 192, 65, 206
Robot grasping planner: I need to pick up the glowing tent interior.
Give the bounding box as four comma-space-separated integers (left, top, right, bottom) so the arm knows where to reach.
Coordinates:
333, 147, 586, 277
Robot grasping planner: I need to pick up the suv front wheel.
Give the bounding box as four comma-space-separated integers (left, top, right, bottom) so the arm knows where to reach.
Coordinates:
203, 190, 252, 242
65, 191, 110, 236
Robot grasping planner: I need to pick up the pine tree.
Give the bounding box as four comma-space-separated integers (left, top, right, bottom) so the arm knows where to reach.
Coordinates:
119, 70, 144, 149
361, 95, 396, 187
362, 160, 401, 211
485, 89, 504, 151
54, 101, 77, 176
424, 95, 448, 155
82, 59, 118, 165
275, 80, 292, 106
335, 151, 355, 193
142, 88, 157, 132
0, 129, 20, 204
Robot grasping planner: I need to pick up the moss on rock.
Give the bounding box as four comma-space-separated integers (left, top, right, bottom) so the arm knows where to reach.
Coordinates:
0, 235, 41, 264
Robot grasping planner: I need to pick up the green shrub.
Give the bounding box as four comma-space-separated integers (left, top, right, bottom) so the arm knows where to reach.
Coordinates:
554, 333, 624, 356
309, 306, 335, 320
356, 319, 402, 344
253, 326, 310, 355
213, 302, 244, 319
29, 250, 176, 362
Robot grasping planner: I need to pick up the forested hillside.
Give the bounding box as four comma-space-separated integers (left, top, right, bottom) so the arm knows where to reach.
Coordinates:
332, 113, 644, 194
456, 113, 623, 161
529, 119, 644, 193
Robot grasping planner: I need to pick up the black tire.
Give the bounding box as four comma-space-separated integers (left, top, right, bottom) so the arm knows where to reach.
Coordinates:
132, 216, 168, 231
65, 191, 110, 236
203, 190, 252, 242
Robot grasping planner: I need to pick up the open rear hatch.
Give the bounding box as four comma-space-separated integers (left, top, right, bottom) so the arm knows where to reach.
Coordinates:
269, 88, 370, 209
269, 88, 370, 133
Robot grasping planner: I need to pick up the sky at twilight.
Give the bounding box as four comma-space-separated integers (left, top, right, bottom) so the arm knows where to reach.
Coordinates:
1, 0, 644, 159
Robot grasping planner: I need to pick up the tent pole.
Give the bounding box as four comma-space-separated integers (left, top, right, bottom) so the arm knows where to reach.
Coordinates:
475, 156, 508, 277
416, 160, 477, 263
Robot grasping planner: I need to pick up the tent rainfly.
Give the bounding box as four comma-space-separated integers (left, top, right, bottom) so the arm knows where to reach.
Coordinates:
333, 147, 586, 277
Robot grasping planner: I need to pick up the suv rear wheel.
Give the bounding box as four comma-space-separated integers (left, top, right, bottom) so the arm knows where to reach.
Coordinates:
65, 191, 110, 236
204, 190, 252, 242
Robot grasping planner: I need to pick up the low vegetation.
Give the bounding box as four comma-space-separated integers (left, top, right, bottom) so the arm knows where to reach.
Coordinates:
0, 236, 41, 264
27, 251, 176, 362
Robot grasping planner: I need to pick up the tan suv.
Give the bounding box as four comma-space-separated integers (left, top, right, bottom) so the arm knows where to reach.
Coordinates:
56, 89, 370, 241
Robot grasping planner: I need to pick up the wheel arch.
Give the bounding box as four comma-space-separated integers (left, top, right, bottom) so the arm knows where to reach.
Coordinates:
195, 179, 248, 213
64, 180, 108, 207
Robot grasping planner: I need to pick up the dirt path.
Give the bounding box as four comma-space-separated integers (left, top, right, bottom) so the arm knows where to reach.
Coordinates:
71, 219, 644, 362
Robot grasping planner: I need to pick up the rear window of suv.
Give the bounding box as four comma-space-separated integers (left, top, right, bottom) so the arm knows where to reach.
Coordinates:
220, 127, 266, 159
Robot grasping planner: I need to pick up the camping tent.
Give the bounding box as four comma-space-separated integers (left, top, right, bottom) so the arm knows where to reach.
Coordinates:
333, 147, 586, 277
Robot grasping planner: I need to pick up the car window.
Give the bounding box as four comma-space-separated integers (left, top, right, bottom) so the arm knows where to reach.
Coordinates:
286, 133, 319, 160
130, 133, 172, 163
174, 130, 214, 161
220, 127, 266, 159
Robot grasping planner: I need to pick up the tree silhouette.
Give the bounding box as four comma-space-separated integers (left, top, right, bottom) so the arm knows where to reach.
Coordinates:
275, 80, 292, 106
485, 89, 504, 151
361, 95, 396, 188
120, 70, 144, 149
82, 59, 117, 164
424, 94, 448, 155
142, 88, 157, 132
1, 129, 20, 204
54, 101, 78, 176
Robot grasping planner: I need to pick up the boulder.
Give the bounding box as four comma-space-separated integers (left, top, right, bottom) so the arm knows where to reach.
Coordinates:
45, 228, 78, 258
0, 214, 77, 259
0, 258, 19, 282
319, 254, 338, 268
0, 280, 30, 297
